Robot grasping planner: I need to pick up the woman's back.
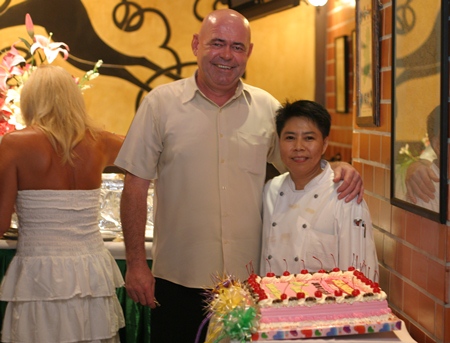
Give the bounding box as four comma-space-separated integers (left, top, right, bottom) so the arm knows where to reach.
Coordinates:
0, 126, 122, 232
11, 126, 121, 190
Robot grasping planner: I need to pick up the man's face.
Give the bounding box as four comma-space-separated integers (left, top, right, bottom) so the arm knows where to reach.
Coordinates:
192, 17, 253, 96
279, 116, 329, 186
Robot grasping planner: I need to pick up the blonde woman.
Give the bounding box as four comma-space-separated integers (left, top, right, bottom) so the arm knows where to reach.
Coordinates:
0, 65, 125, 342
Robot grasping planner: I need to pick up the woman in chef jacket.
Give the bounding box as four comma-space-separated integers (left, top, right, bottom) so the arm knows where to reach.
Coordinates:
260, 100, 378, 278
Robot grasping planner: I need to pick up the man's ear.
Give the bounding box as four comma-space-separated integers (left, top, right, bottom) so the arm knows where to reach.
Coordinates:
247, 42, 254, 58
191, 34, 199, 56
322, 137, 329, 155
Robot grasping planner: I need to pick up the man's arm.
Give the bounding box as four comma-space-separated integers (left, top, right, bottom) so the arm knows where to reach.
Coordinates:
120, 172, 157, 308
405, 160, 438, 203
330, 162, 364, 204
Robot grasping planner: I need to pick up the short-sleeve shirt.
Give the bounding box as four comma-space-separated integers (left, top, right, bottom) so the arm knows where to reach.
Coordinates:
115, 73, 283, 288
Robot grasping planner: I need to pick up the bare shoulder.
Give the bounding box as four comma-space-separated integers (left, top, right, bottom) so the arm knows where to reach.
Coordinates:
0, 129, 36, 175
97, 131, 123, 150
0, 128, 44, 154
98, 130, 124, 143
94, 130, 124, 165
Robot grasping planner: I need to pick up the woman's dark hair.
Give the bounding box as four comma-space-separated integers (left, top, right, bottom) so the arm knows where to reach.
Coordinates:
275, 100, 331, 138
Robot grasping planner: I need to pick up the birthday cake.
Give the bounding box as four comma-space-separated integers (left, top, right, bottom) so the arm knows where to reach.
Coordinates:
245, 267, 401, 341
203, 268, 401, 342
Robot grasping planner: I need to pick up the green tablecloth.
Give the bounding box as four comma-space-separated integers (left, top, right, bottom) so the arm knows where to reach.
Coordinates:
0, 248, 151, 343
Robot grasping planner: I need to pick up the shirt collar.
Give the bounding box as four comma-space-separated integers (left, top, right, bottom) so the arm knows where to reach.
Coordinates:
285, 160, 330, 192
181, 71, 253, 106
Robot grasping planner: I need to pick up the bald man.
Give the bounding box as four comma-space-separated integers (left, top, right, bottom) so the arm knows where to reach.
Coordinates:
115, 9, 363, 342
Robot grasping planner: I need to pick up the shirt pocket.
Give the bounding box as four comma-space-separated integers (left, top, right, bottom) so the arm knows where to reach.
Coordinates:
302, 229, 338, 271
237, 131, 270, 175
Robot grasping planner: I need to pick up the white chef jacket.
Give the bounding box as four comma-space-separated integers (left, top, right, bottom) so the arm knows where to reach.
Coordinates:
260, 160, 378, 278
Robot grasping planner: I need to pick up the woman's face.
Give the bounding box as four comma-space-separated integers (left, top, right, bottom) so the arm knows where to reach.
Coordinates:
279, 116, 328, 186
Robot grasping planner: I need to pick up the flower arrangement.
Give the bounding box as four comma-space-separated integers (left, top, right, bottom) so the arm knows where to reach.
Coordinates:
0, 13, 102, 136
396, 134, 430, 168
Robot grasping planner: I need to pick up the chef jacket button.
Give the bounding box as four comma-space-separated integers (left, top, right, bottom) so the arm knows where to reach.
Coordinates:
294, 257, 299, 262
268, 255, 272, 259
302, 224, 307, 228
280, 191, 284, 196
314, 194, 318, 198
272, 222, 277, 227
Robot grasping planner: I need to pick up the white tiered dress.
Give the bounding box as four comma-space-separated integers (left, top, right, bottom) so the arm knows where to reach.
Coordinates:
0, 189, 125, 343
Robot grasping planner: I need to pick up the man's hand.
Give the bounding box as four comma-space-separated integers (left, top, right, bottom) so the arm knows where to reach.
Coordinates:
125, 261, 158, 308
331, 162, 364, 204
405, 160, 438, 203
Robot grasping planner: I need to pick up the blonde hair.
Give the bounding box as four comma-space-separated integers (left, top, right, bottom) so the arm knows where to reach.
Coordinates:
20, 65, 97, 164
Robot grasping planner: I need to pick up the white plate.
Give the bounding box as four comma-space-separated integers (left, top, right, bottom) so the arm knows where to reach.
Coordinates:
3, 231, 18, 240
101, 232, 117, 241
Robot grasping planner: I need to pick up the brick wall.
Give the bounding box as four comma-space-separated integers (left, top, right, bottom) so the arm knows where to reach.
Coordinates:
324, 1, 354, 163
326, 0, 450, 342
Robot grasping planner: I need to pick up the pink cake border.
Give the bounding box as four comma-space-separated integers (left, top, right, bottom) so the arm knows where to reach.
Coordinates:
250, 314, 402, 341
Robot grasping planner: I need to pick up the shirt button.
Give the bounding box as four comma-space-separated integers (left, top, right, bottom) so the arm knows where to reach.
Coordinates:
268, 255, 272, 259
314, 194, 318, 198
280, 191, 284, 196
302, 224, 307, 229
272, 222, 277, 227
294, 257, 299, 262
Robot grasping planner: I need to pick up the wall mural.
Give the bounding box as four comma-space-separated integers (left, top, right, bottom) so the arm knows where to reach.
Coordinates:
0, 0, 226, 132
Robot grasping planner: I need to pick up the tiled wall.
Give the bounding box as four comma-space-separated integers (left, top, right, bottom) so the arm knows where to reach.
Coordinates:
326, 0, 450, 342
324, 2, 354, 163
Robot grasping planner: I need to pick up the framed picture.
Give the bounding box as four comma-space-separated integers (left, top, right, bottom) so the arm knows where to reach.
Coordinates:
390, 0, 449, 223
355, 0, 380, 126
335, 35, 348, 113
351, 30, 356, 106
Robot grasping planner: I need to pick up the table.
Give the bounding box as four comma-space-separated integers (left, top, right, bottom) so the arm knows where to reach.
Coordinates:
0, 240, 417, 343
0, 239, 153, 260
0, 240, 153, 343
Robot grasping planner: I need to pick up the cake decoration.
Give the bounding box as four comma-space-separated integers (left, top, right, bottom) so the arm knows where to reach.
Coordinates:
199, 274, 259, 343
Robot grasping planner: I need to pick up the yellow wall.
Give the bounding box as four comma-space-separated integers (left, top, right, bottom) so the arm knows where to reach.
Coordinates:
245, 6, 316, 103
1, 0, 316, 135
